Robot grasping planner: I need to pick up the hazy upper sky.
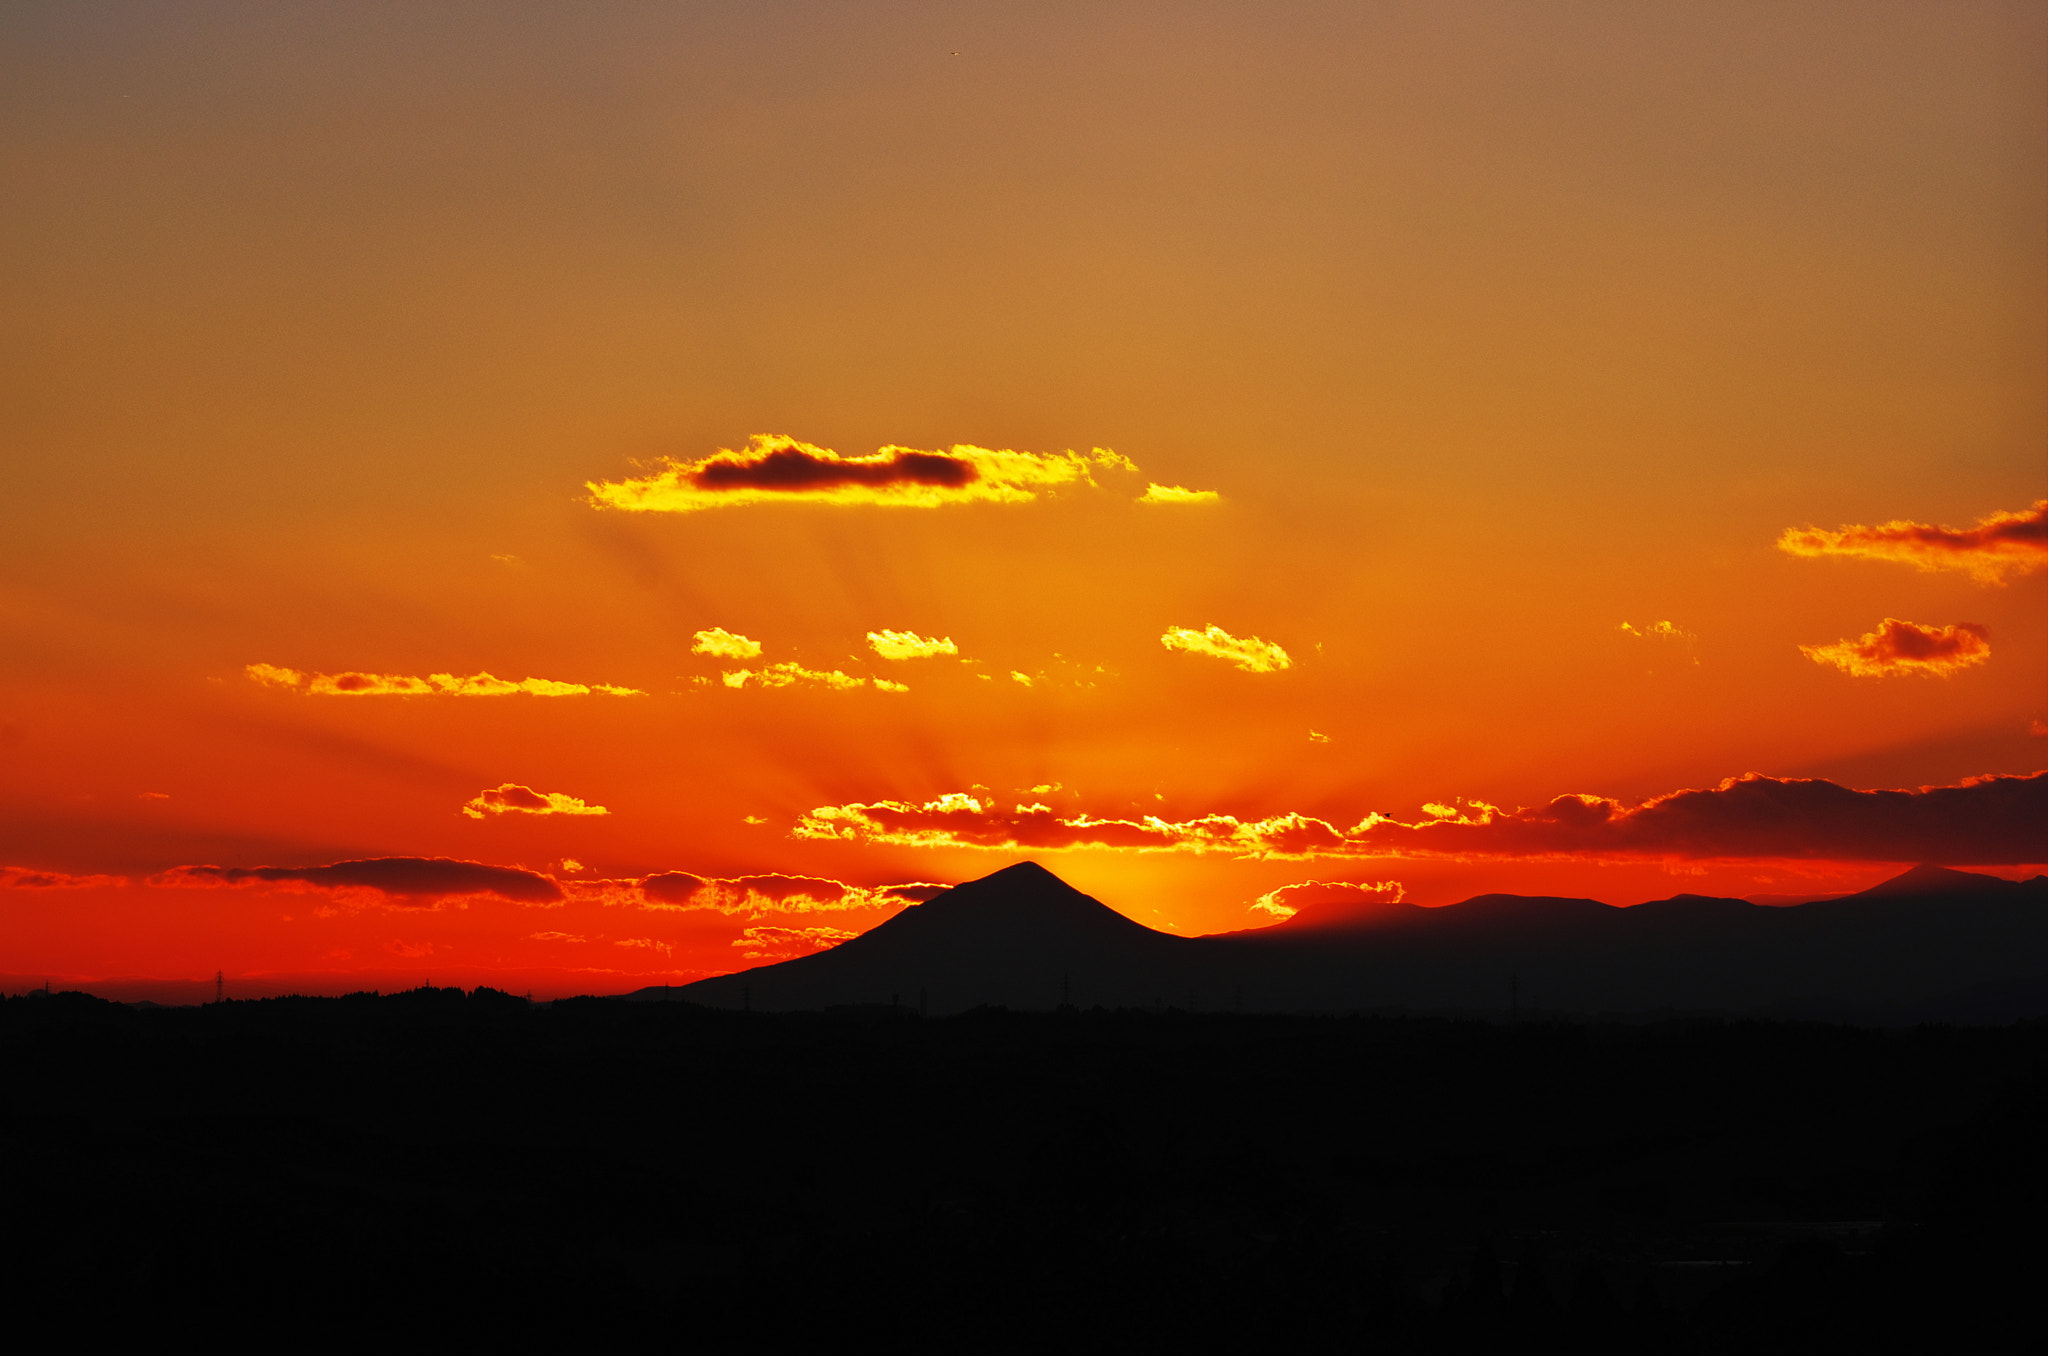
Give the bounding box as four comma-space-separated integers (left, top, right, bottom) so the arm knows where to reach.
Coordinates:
3, 1, 2042, 994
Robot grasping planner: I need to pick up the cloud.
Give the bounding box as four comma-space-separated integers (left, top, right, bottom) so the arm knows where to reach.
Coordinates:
1619, 621, 1693, 641
732, 925, 861, 961
153, 857, 564, 904
1800, 618, 1991, 678
1160, 624, 1292, 673
247, 665, 642, 697
0, 866, 126, 889
1777, 500, 2047, 582
587, 434, 1137, 512
245, 663, 305, 689
692, 628, 762, 660
867, 629, 957, 660
462, 783, 610, 819
1138, 483, 1220, 505
721, 662, 870, 691
637, 871, 944, 915
795, 793, 1342, 854
1250, 879, 1404, 921
794, 771, 2048, 864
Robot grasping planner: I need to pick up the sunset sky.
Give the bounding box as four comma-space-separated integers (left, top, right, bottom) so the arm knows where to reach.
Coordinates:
4, 1, 2043, 999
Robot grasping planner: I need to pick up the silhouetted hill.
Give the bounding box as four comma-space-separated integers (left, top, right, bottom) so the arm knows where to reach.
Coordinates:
675, 862, 1204, 1013
660, 862, 2048, 1020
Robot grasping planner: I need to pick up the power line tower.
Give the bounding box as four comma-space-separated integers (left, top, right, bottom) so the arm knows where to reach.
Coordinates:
214, 970, 224, 1005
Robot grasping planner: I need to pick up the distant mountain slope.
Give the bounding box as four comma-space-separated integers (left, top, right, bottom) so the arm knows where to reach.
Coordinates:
654, 862, 2048, 1020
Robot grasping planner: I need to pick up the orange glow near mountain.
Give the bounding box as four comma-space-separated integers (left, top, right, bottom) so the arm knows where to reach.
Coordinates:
2, 2, 2043, 998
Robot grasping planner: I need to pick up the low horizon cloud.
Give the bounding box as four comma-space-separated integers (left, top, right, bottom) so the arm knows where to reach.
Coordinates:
732, 924, 862, 961
720, 661, 898, 692
135, 858, 950, 919
795, 770, 2048, 865
1801, 618, 1991, 678
587, 435, 1136, 512
153, 857, 566, 905
248, 664, 641, 697
637, 871, 946, 916
1777, 500, 2047, 583
0, 866, 127, 890
1251, 879, 1406, 921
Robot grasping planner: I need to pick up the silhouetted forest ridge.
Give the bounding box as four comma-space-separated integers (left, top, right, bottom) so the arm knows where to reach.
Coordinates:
2, 987, 2042, 1350
660, 861, 2048, 1020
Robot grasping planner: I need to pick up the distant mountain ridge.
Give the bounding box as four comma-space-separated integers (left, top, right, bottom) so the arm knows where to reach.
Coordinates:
654, 862, 2048, 1022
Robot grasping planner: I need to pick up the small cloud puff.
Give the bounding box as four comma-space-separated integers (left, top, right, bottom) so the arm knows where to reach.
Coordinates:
1800, 618, 1990, 678
1777, 500, 2047, 583
1138, 483, 1220, 505
1160, 624, 1291, 674
246, 665, 641, 697
1619, 621, 1694, 641
867, 629, 957, 661
462, 783, 610, 819
692, 628, 763, 660
587, 434, 1136, 512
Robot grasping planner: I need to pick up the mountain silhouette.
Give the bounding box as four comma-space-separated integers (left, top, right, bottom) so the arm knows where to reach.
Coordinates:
657, 861, 2048, 1020
675, 862, 1202, 1013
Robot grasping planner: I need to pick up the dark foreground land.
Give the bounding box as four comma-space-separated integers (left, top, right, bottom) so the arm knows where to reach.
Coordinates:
3, 991, 2043, 1353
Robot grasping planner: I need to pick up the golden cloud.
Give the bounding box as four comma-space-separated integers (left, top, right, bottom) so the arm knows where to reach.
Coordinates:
1138, 483, 1221, 505
1251, 879, 1405, 920
692, 627, 763, 660
588, 434, 1137, 512
636, 870, 945, 916
867, 629, 958, 661
247, 665, 642, 697
793, 770, 2048, 864
721, 662, 871, 691
1159, 624, 1292, 673
1800, 618, 1991, 678
245, 662, 304, 689
1777, 500, 2047, 582
461, 783, 610, 820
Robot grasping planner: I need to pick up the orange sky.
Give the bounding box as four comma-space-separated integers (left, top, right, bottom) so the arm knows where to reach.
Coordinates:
3, 1, 2043, 999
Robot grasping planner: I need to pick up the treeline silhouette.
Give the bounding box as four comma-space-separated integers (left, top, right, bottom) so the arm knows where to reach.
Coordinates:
1, 988, 2041, 1351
